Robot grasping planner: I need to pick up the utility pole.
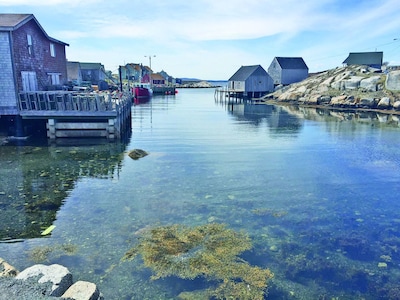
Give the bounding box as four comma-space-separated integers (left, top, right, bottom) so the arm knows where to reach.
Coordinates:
145, 55, 156, 85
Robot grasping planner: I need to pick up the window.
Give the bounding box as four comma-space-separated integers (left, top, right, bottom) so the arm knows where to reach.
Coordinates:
48, 73, 61, 85
50, 43, 56, 57
21, 71, 38, 91
27, 34, 33, 56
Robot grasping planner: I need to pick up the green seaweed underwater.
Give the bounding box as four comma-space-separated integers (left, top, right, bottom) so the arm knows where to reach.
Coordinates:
122, 223, 273, 299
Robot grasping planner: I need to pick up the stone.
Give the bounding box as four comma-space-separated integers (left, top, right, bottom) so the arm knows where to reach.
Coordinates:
393, 101, 400, 111
62, 280, 103, 300
343, 76, 364, 90
386, 70, 400, 91
378, 262, 388, 268
15, 264, 73, 297
330, 95, 347, 106
319, 95, 331, 104
0, 257, 18, 277
128, 149, 148, 160
304, 94, 320, 104
359, 98, 376, 108
377, 97, 391, 109
360, 76, 381, 92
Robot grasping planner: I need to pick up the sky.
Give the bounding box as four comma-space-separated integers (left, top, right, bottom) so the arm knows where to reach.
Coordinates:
1, 0, 400, 80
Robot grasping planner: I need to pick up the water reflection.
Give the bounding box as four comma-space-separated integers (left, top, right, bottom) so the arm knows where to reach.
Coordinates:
280, 105, 400, 127
0, 141, 127, 241
221, 102, 304, 136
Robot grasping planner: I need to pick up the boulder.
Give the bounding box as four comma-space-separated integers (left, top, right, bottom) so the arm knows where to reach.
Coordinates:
62, 281, 103, 300
386, 70, 400, 91
377, 97, 392, 109
393, 101, 400, 111
319, 96, 331, 104
360, 76, 382, 92
343, 76, 364, 90
15, 264, 73, 297
303, 95, 320, 104
128, 149, 148, 160
0, 258, 18, 277
277, 92, 301, 101
330, 95, 347, 106
359, 98, 376, 108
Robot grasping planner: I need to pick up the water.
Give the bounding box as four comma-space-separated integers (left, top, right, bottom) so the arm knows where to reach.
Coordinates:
1, 88, 400, 299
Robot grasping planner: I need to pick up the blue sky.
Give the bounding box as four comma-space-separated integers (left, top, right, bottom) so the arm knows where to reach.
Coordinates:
1, 0, 400, 80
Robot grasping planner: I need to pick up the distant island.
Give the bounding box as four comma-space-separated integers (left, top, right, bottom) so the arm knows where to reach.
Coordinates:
177, 80, 227, 88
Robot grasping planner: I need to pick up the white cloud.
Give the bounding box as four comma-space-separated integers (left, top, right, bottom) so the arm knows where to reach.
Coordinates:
2, 0, 400, 78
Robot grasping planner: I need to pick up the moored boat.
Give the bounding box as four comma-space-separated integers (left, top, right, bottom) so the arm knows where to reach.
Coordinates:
133, 83, 153, 104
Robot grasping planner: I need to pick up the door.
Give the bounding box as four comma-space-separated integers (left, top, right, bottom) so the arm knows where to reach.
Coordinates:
21, 71, 38, 91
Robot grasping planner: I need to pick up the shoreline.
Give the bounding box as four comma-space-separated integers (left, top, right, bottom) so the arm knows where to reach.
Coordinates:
264, 98, 400, 116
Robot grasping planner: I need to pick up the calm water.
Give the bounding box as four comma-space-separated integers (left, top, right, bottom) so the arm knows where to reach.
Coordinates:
1, 88, 400, 299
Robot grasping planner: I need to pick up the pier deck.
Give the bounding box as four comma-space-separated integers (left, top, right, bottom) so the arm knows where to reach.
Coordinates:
18, 91, 132, 139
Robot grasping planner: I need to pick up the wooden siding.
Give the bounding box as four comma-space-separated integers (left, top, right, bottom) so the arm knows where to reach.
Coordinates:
268, 58, 282, 85
268, 57, 309, 85
12, 18, 68, 91
0, 32, 18, 114
228, 65, 273, 94
280, 69, 309, 85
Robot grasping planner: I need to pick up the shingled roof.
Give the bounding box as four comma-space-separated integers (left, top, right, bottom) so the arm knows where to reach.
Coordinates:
275, 57, 308, 70
0, 13, 69, 46
343, 52, 383, 66
229, 65, 266, 81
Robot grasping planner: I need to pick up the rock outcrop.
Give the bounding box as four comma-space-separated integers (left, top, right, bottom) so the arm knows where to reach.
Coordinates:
267, 65, 400, 112
0, 258, 103, 300
15, 264, 73, 297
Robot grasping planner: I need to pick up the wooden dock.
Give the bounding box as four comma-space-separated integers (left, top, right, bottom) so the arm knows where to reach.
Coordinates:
152, 86, 176, 95
214, 87, 268, 103
18, 91, 132, 140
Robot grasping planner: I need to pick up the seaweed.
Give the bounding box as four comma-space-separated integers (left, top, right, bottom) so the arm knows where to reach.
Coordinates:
122, 223, 273, 299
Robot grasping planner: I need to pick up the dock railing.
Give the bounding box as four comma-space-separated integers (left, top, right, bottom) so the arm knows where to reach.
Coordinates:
18, 91, 131, 114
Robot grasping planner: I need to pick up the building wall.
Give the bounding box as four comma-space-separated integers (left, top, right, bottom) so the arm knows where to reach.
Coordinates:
0, 32, 18, 114
245, 67, 274, 92
267, 58, 282, 85
228, 80, 245, 91
11, 18, 68, 91
281, 69, 308, 85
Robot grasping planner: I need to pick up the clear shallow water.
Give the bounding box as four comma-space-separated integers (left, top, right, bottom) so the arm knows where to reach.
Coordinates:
1, 88, 400, 299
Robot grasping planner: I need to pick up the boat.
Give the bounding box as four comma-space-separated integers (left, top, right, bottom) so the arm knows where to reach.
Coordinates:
133, 82, 153, 104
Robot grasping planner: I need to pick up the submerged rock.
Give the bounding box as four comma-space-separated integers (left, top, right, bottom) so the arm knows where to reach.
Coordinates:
128, 149, 148, 160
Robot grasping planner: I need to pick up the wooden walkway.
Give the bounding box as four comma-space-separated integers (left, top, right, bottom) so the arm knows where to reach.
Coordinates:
214, 87, 266, 103
18, 91, 132, 139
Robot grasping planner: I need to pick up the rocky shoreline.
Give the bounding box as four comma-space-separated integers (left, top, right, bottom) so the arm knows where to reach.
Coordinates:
0, 258, 103, 300
264, 65, 400, 114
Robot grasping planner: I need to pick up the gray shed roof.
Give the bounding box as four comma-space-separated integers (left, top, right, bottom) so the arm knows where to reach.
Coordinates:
229, 65, 266, 81
275, 57, 308, 70
343, 52, 383, 66
0, 13, 69, 46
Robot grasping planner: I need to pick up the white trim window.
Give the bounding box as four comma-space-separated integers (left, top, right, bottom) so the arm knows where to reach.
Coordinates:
21, 71, 38, 91
50, 43, 56, 57
48, 72, 61, 85
27, 34, 33, 56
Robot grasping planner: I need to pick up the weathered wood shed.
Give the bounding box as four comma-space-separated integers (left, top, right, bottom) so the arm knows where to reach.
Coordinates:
228, 65, 274, 98
268, 57, 309, 85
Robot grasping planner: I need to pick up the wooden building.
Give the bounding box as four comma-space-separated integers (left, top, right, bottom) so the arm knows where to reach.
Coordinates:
228, 65, 274, 98
342, 52, 383, 69
0, 14, 131, 140
0, 13, 69, 117
268, 57, 309, 85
